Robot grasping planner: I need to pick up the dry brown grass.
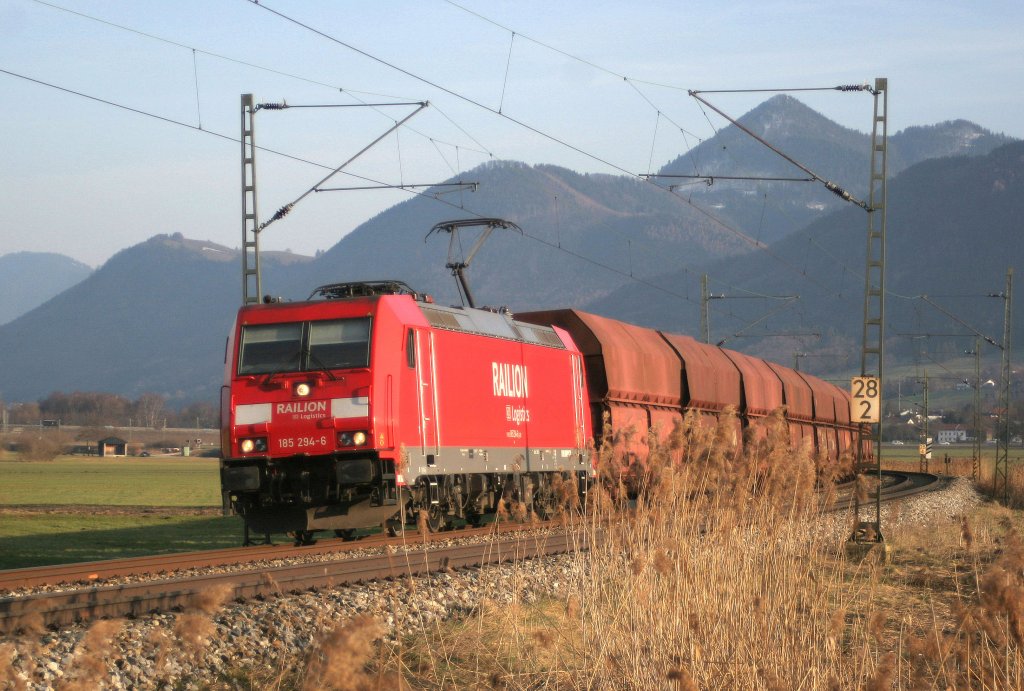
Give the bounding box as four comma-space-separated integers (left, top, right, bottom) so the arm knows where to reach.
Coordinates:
60, 618, 125, 690
0, 642, 27, 691
376, 409, 1024, 689
301, 614, 392, 690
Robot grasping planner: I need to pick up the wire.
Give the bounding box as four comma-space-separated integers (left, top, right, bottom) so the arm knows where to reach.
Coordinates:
1, 66, 710, 310
689, 91, 871, 210
256, 103, 429, 233
244, 0, 802, 274
28, 0, 495, 160
499, 32, 515, 113
32, 0, 853, 320
690, 85, 876, 95
191, 48, 202, 130
23, 0, 872, 325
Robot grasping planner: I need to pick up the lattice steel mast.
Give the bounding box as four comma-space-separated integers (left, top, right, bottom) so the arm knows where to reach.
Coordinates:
851, 78, 887, 543
241, 94, 261, 304
994, 268, 1014, 503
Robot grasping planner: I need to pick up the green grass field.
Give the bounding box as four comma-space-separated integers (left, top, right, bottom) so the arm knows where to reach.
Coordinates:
0, 456, 222, 506
0, 514, 241, 569
0, 455, 242, 569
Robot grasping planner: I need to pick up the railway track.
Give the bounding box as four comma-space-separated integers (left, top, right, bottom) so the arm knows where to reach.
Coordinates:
0, 526, 488, 592
0, 521, 579, 634
0, 471, 944, 634
828, 470, 943, 513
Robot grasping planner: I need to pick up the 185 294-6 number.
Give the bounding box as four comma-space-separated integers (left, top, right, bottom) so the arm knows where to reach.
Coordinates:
278, 436, 329, 450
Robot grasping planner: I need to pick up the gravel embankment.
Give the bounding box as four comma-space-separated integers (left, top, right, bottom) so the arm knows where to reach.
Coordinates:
0, 478, 985, 689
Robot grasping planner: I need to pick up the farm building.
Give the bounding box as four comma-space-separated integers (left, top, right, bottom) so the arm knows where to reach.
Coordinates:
98, 436, 127, 457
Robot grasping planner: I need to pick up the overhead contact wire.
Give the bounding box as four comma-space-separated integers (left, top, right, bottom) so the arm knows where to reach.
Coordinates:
35, 0, 828, 306
29, 0, 495, 160
0, 67, 707, 306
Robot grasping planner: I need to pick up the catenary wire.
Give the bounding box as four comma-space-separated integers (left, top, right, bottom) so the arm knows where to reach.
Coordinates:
0, 67, 710, 308
30, 0, 850, 310
21, 0, 862, 320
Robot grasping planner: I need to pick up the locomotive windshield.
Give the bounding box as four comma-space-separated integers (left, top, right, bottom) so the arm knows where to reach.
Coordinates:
238, 317, 371, 375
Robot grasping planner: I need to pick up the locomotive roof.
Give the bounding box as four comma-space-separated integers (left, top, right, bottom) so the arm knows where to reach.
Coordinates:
418, 302, 566, 349
241, 281, 566, 349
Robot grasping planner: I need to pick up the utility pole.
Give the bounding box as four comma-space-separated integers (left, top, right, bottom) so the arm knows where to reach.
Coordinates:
851, 78, 888, 547
701, 274, 710, 344
241, 94, 261, 305
239, 95, 430, 305
968, 337, 982, 480
919, 372, 930, 473
994, 268, 1014, 504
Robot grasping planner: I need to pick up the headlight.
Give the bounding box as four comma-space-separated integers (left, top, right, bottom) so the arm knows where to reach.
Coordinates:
295, 383, 311, 397
338, 431, 369, 447
239, 437, 267, 453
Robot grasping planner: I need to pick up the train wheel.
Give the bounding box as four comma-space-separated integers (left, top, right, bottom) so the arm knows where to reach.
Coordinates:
425, 504, 450, 532
333, 529, 358, 541
386, 519, 405, 537
291, 530, 317, 546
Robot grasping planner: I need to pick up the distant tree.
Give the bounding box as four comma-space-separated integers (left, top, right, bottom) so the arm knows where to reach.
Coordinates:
8, 401, 40, 424
171, 400, 218, 428
39, 391, 129, 427
132, 393, 166, 429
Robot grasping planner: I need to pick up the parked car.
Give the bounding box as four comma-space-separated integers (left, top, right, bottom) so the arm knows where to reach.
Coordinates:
891, 440, 905, 445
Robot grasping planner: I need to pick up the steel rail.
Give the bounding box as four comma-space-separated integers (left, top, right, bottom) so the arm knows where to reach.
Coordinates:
827, 470, 942, 513
0, 520, 561, 592
0, 528, 584, 634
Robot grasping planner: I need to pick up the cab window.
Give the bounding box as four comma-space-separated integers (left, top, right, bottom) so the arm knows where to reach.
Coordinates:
238, 317, 371, 375
238, 323, 302, 375
309, 318, 371, 370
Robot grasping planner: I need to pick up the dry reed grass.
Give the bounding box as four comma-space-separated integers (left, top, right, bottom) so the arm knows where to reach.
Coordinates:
376, 408, 1024, 689
61, 618, 124, 690
301, 613, 392, 690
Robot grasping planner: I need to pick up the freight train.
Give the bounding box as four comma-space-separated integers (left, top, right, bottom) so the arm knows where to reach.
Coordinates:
219, 280, 858, 542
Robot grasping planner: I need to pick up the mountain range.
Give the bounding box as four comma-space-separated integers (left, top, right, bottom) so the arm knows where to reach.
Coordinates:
0, 96, 1019, 404
0, 252, 92, 326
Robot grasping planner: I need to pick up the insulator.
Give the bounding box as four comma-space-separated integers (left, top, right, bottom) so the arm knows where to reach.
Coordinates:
272, 203, 294, 221
835, 84, 869, 92
256, 102, 288, 111
824, 181, 853, 202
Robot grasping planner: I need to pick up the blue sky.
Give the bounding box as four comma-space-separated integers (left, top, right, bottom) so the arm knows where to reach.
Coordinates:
2, 0, 1022, 266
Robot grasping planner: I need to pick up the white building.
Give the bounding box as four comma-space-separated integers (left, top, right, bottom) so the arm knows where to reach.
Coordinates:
936, 426, 967, 443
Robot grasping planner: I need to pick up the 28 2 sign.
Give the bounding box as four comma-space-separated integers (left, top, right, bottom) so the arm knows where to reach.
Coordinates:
850, 376, 880, 423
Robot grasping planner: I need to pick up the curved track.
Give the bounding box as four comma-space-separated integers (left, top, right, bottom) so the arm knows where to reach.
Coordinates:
828, 470, 943, 513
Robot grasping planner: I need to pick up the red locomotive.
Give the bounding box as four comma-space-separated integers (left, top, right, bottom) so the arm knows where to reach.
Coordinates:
219, 281, 593, 542
220, 281, 859, 542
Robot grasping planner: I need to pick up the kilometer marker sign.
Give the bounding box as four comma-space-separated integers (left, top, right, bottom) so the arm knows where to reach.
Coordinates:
850, 376, 881, 423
